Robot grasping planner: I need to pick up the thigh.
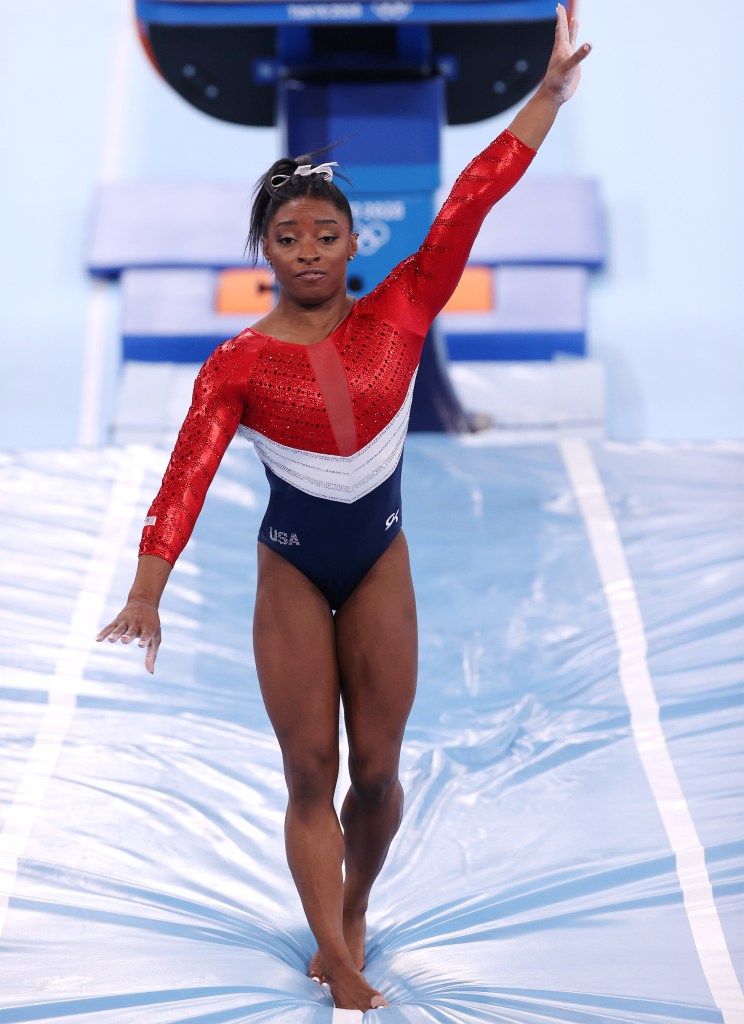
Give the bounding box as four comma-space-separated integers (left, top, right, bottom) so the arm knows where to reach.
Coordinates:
334, 532, 418, 762
253, 543, 340, 777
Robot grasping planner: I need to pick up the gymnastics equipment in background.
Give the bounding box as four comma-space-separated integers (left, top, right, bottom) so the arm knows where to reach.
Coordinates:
136, 0, 571, 128
90, 180, 600, 361
88, 0, 604, 434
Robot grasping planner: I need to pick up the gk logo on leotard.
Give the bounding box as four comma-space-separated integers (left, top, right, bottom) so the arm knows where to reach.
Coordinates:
385, 510, 400, 530
269, 527, 300, 546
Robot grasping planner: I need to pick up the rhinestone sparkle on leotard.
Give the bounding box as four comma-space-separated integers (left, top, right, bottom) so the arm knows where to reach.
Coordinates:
139, 130, 535, 565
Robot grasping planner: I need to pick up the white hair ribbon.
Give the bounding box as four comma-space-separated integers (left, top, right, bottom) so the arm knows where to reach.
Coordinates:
270, 161, 339, 189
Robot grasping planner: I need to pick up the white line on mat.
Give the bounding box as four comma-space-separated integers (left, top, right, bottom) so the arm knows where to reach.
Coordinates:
560, 438, 744, 1022
0, 448, 147, 936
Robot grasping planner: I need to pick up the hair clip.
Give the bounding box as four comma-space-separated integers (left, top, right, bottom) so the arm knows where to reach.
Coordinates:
271, 161, 339, 188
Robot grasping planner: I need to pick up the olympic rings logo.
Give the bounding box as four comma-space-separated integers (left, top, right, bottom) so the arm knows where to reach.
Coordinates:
355, 219, 392, 257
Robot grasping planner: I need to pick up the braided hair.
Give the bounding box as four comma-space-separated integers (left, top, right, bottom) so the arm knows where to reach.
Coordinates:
246, 151, 353, 265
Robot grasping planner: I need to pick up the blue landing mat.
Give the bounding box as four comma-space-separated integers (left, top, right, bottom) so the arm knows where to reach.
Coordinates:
0, 439, 742, 1022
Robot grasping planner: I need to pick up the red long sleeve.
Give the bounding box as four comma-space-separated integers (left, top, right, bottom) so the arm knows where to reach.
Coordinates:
361, 129, 536, 337
136, 129, 536, 567
138, 339, 252, 565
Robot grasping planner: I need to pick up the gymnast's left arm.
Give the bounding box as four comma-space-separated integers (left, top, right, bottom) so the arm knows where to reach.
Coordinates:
374, 4, 591, 335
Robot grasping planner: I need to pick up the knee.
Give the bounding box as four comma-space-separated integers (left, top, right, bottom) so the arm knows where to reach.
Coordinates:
349, 758, 400, 807
284, 749, 338, 808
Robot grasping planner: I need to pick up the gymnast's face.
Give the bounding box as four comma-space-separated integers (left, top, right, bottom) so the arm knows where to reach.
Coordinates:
262, 197, 358, 305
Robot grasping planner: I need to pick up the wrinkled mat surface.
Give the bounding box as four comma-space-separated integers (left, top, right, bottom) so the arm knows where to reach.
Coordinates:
1, 438, 742, 1023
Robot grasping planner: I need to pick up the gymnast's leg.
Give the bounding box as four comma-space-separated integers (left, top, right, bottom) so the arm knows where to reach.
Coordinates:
252, 542, 387, 1012
310, 531, 418, 977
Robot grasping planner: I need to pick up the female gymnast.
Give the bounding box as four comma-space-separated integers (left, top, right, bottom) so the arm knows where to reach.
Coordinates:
97, 7, 590, 1011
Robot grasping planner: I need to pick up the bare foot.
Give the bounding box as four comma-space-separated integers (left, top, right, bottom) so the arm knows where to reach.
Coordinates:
308, 948, 325, 983
309, 912, 366, 983
324, 961, 387, 1011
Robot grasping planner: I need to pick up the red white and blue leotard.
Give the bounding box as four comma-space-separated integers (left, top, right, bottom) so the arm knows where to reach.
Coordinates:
139, 130, 535, 608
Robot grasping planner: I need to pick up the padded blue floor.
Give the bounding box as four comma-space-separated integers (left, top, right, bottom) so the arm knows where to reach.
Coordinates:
0, 439, 742, 1022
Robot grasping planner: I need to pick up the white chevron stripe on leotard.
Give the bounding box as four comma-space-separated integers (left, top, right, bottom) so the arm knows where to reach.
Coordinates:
238, 369, 417, 504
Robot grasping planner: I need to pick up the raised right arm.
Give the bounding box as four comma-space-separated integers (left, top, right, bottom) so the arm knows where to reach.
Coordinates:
367, 130, 536, 340
362, 4, 590, 341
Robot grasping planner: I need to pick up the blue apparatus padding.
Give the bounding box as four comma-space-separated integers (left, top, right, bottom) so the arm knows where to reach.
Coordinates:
282, 75, 442, 292
284, 80, 442, 187
282, 78, 443, 293
1, 440, 743, 1021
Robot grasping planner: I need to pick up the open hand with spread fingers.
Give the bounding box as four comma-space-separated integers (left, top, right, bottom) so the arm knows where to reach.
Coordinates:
507, 3, 592, 149
96, 553, 171, 675
96, 600, 162, 675
544, 3, 592, 105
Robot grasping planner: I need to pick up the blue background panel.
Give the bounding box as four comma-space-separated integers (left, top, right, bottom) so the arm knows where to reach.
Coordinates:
445, 329, 585, 360
284, 79, 442, 180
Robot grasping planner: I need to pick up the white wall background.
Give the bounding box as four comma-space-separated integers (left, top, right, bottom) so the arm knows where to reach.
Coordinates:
1, 0, 742, 447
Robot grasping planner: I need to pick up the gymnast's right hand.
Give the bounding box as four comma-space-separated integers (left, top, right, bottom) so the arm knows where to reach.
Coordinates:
97, 555, 171, 674
96, 599, 162, 675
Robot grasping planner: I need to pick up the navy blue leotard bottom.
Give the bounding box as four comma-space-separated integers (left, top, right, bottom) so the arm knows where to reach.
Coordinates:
257, 459, 404, 611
